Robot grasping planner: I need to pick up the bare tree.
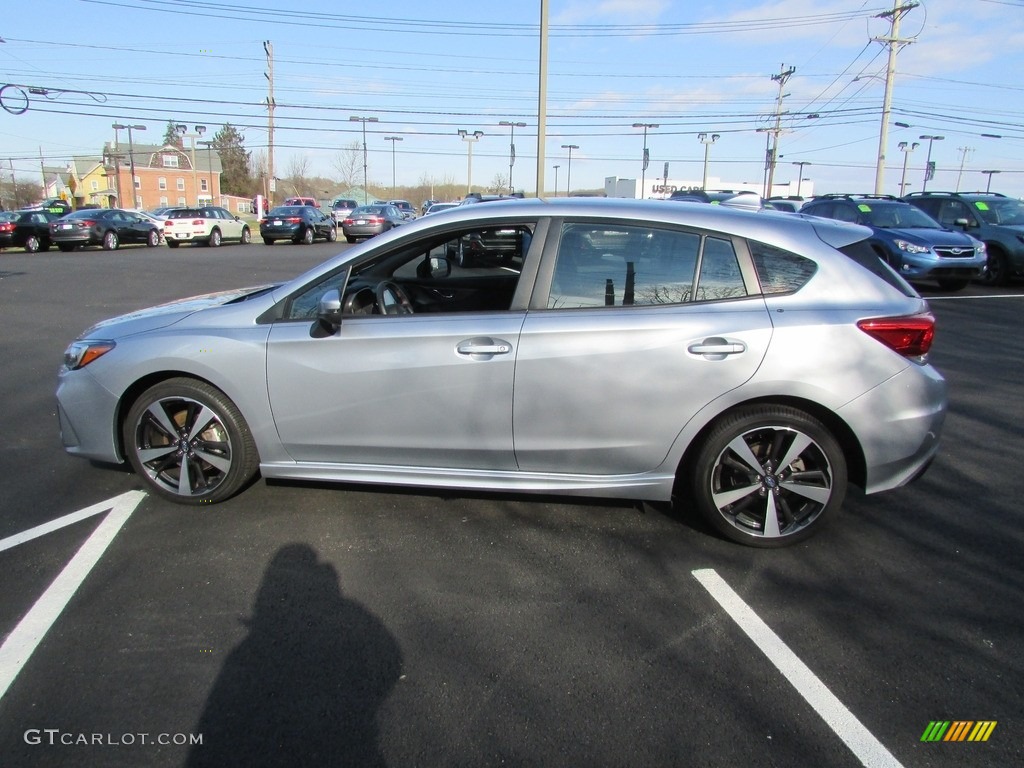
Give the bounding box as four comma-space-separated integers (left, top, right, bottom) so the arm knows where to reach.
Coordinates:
487, 173, 510, 194
332, 141, 363, 191
284, 155, 313, 196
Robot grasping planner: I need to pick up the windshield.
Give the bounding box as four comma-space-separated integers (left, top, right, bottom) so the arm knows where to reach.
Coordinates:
861, 204, 942, 229
972, 198, 1024, 225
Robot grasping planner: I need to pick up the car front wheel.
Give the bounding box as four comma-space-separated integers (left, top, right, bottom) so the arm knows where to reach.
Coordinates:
24, 234, 41, 253
690, 405, 846, 548
147, 230, 160, 247
240, 226, 251, 244
980, 248, 1009, 286
123, 378, 259, 504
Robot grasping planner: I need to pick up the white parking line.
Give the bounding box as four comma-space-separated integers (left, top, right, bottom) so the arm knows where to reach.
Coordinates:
927, 293, 1024, 300
0, 491, 146, 702
0, 491, 144, 553
692, 568, 904, 768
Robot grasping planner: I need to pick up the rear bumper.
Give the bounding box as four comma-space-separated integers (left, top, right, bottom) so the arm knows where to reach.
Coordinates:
838, 362, 947, 494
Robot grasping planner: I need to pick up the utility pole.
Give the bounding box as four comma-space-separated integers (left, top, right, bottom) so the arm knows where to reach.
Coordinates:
955, 146, 974, 192
264, 40, 275, 204
536, 0, 548, 198
764, 64, 795, 199
871, 1, 918, 194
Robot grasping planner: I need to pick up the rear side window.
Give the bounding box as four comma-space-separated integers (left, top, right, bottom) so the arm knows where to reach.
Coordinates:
750, 241, 817, 295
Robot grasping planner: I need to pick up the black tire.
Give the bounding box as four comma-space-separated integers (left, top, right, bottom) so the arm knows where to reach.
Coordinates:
346, 236, 357, 244
240, 226, 251, 244
58, 243, 75, 252
102, 230, 119, 250
689, 405, 846, 548
327, 226, 337, 242
208, 228, 222, 247
936, 277, 969, 292
167, 240, 180, 249
146, 229, 160, 248
123, 378, 259, 505
302, 226, 315, 245
979, 247, 1010, 286
24, 234, 40, 253
263, 237, 274, 245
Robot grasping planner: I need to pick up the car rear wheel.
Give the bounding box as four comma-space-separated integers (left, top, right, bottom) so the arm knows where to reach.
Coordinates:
263, 237, 274, 245
102, 231, 119, 250
167, 240, 180, 248
346, 236, 357, 244
208, 228, 222, 247
690, 405, 846, 548
58, 243, 75, 252
123, 378, 259, 505
302, 227, 315, 245
146, 230, 160, 247
24, 234, 40, 253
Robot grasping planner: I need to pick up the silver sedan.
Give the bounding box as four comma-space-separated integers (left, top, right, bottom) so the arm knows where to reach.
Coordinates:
56, 199, 946, 547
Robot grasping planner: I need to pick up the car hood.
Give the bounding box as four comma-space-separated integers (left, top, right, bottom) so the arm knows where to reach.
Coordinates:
876, 226, 976, 246
81, 285, 276, 338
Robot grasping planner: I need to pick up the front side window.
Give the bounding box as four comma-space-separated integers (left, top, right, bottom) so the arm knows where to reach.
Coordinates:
283, 223, 535, 321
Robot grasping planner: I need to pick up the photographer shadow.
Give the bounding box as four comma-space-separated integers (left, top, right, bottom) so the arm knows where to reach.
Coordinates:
186, 543, 402, 767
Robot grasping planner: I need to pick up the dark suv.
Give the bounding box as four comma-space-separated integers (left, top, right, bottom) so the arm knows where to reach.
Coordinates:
800, 194, 986, 291
902, 192, 1024, 285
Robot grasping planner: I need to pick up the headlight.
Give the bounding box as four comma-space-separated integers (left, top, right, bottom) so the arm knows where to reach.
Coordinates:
976, 242, 987, 255
894, 240, 930, 254
63, 340, 116, 370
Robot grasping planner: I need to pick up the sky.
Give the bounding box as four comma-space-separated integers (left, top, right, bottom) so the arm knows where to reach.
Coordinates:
2, 0, 1024, 200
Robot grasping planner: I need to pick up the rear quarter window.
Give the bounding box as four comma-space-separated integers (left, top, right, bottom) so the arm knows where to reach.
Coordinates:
749, 241, 818, 295
836, 239, 917, 297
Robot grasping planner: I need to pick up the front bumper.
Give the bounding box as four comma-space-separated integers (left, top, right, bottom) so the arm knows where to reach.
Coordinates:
56, 368, 123, 464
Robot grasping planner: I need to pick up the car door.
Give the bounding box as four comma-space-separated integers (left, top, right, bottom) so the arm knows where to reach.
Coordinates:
216, 207, 244, 240
512, 220, 772, 475
264, 220, 540, 471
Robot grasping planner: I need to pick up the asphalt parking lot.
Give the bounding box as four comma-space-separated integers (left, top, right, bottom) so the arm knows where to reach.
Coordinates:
0, 240, 1022, 767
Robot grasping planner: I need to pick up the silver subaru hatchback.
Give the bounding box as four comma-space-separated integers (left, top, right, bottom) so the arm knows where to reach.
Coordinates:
56, 198, 946, 547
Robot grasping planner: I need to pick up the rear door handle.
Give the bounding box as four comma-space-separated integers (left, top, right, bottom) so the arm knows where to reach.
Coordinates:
688, 337, 746, 360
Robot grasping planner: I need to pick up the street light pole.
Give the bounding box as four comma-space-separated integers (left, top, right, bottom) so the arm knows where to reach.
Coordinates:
112, 123, 146, 208
458, 129, 483, 195
350, 116, 379, 204
897, 142, 918, 196
919, 135, 944, 192
384, 136, 403, 198
198, 140, 216, 204
791, 161, 811, 197
499, 121, 526, 194
561, 144, 578, 196
981, 170, 1001, 193
176, 124, 206, 205
697, 133, 719, 190
552, 165, 560, 196
632, 123, 658, 199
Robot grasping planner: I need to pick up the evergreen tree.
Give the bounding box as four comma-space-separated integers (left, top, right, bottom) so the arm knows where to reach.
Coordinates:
163, 120, 184, 149
214, 124, 254, 197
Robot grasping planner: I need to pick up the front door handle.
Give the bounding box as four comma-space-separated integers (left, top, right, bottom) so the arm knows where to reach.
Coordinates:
456, 337, 513, 359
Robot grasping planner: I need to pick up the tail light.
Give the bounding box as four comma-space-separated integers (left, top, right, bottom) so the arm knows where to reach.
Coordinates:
0, 222, 14, 233
366, 217, 383, 224
343, 218, 354, 225
191, 219, 204, 226
164, 220, 174, 226
857, 313, 935, 358
285, 217, 302, 223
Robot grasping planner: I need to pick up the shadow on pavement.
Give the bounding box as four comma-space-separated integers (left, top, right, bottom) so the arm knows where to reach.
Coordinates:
186, 543, 402, 767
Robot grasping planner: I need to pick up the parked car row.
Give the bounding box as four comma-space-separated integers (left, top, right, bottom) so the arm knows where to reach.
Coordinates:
672, 190, 1023, 290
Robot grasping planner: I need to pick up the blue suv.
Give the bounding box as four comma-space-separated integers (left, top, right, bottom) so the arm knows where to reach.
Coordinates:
800, 194, 986, 291
902, 191, 1024, 286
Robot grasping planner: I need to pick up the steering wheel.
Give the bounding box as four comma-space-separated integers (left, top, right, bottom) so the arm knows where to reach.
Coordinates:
375, 280, 415, 315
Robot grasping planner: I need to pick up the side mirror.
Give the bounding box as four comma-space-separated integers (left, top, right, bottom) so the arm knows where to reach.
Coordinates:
417, 256, 452, 279
317, 288, 343, 332
954, 217, 971, 230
